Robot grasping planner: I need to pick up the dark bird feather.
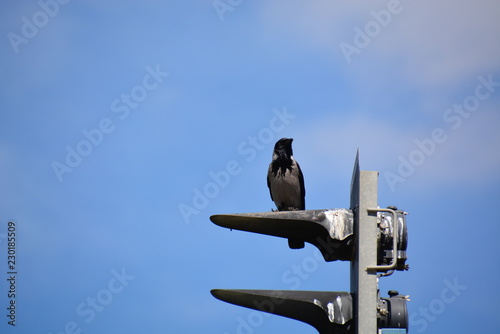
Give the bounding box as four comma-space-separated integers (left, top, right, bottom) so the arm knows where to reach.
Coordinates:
267, 138, 306, 248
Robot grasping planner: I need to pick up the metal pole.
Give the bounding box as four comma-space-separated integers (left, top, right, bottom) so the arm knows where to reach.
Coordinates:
351, 170, 379, 334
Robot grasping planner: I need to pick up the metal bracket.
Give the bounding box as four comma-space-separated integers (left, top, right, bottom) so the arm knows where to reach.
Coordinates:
366, 207, 398, 272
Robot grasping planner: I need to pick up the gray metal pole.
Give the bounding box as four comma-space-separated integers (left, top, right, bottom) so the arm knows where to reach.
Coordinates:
350, 170, 379, 334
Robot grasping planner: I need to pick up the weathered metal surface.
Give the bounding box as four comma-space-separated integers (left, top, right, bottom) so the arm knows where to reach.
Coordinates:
211, 289, 353, 334
350, 150, 379, 334
210, 209, 354, 261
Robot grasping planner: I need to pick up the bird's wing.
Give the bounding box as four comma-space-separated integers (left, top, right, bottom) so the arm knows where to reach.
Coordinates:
266, 164, 274, 201
297, 162, 305, 210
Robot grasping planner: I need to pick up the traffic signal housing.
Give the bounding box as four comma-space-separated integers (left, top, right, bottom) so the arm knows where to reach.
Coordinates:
210, 152, 409, 333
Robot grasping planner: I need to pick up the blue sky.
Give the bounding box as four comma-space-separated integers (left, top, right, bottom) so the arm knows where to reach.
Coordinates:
1, 1, 499, 333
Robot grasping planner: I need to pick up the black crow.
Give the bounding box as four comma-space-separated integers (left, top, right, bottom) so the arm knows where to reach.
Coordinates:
267, 138, 306, 248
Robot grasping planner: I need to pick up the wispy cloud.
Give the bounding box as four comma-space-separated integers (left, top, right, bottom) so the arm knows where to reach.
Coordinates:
259, 1, 500, 87
297, 103, 500, 191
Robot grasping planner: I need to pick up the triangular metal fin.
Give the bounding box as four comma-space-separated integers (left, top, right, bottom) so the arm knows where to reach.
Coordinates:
211, 289, 353, 334
210, 209, 354, 261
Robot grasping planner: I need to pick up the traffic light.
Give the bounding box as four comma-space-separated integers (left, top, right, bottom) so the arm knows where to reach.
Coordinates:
210, 151, 409, 333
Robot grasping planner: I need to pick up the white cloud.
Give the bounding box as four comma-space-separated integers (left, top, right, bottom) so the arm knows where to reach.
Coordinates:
377, 0, 500, 87
296, 105, 500, 193
259, 0, 500, 88
296, 113, 419, 171
257, 0, 500, 191
420, 106, 500, 185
